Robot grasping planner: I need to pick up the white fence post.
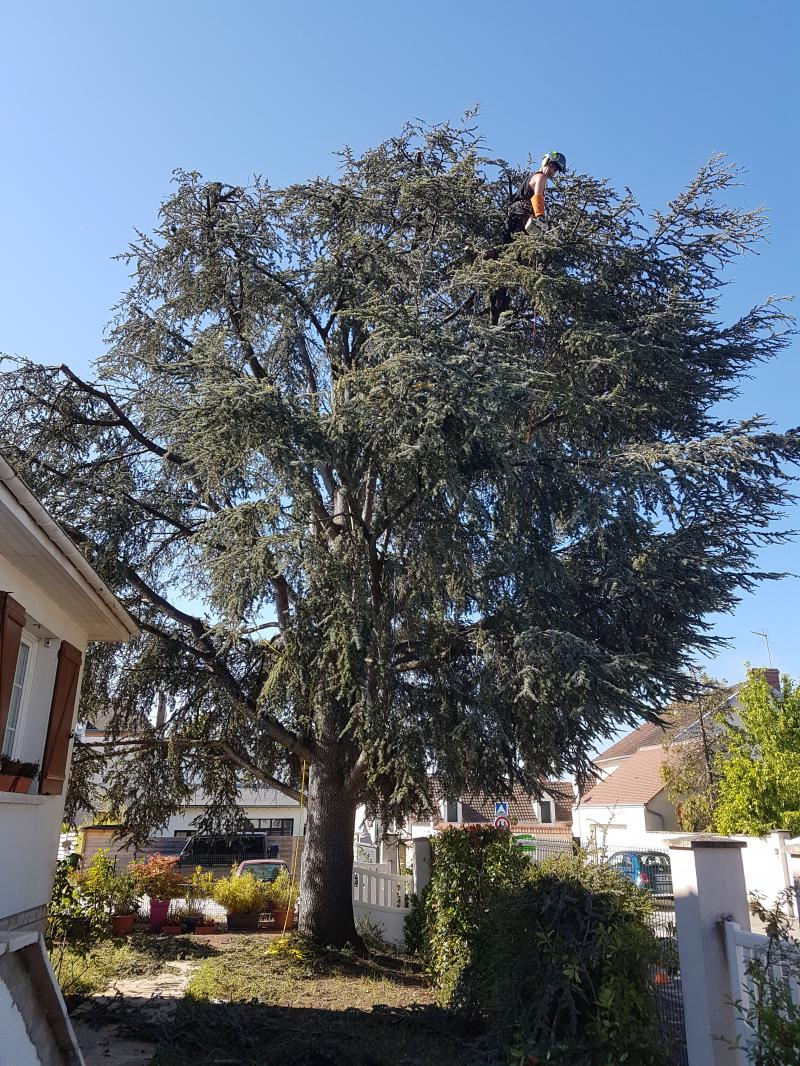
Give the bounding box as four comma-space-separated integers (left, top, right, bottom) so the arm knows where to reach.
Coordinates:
668, 836, 750, 1066
412, 838, 431, 898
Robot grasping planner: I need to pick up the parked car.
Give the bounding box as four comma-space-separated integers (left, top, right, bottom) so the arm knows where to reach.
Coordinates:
605, 850, 673, 898
235, 859, 289, 882
176, 832, 280, 871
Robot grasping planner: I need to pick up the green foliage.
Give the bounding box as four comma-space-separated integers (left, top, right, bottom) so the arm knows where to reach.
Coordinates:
714, 671, 800, 836
0, 756, 39, 778
422, 827, 532, 1005
403, 886, 430, 957
264, 868, 299, 911
660, 677, 731, 831
727, 894, 800, 1065
187, 866, 215, 902
80, 849, 140, 916
129, 853, 183, 900
46, 859, 104, 943
414, 832, 667, 1065
471, 856, 667, 1065
212, 870, 271, 914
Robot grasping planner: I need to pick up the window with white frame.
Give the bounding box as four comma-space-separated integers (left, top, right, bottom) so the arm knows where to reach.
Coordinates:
536, 798, 554, 824
2, 638, 36, 758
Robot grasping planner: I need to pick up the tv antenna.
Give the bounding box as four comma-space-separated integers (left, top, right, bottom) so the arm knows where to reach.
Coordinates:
751, 630, 773, 668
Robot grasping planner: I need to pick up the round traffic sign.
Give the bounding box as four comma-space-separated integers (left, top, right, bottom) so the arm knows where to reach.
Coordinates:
494, 815, 511, 830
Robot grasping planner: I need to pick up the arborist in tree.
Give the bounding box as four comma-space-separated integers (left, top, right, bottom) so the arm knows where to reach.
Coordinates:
507, 151, 567, 237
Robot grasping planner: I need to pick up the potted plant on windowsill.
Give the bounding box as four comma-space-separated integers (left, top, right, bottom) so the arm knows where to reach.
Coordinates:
266, 869, 299, 932
0, 757, 39, 794
212, 869, 270, 932
129, 854, 182, 932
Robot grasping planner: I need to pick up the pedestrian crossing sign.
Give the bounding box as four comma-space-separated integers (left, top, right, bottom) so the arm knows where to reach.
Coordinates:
494, 801, 509, 817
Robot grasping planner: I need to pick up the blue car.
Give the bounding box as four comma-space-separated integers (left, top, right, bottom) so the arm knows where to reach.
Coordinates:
606, 850, 673, 898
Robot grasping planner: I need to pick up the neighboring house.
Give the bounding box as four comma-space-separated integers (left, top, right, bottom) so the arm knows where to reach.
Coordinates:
0, 455, 137, 1064
356, 780, 575, 871
571, 673, 779, 844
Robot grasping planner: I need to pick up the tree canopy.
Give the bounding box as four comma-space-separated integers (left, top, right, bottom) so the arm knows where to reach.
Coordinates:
715, 671, 800, 836
1, 117, 797, 941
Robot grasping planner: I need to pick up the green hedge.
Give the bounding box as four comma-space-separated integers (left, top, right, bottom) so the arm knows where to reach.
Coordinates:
408, 828, 667, 1065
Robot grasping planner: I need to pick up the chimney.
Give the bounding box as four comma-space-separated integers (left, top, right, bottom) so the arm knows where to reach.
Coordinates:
756, 667, 780, 693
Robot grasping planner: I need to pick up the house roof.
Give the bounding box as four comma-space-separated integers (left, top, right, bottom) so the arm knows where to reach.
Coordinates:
579, 746, 668, 807
433, 780, 574, 825
0, 454, 137, 642
595, 686, 739, 765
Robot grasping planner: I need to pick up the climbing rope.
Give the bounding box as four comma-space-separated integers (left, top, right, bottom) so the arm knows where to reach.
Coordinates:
282, 759, 306, 936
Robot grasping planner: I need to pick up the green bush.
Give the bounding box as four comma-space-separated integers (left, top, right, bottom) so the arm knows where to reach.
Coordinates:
422, 826, 531, 1005
412, 829, 668, 1065
212, 870, 271, 914
472, 855, 667, 1065
264, 868, 299, 912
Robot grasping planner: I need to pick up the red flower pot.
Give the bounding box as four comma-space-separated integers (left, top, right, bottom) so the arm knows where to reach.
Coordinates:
195, 924, 217, 936
111, 914, 135, 936
161, 924, 182, 936
149, 898, 171, 931
271, 909, 295, 931
11, 776, 34, 794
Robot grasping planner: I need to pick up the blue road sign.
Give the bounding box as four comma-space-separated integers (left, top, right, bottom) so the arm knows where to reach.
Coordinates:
494, 801, 509, 817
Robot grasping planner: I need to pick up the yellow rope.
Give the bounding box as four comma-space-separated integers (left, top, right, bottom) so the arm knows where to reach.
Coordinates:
282, 760, 306, 935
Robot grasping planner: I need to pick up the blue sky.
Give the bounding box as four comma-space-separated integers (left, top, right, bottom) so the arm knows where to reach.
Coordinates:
2, 1, 798, 684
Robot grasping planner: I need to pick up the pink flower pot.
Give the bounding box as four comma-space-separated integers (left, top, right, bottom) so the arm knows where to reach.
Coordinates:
149, 898, 171, 931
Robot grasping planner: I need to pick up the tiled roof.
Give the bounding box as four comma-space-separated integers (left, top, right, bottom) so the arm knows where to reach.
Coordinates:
432, 780, 574, 826
579, 746, 667, 807
594, 686, 739, 765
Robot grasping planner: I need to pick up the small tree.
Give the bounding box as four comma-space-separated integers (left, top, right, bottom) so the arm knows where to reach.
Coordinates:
715, 671, 800, 836
661, 675, 732, 831
2, 118, 798, 945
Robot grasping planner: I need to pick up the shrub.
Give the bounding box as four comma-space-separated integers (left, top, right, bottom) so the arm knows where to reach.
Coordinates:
423, 826, 530, 1005
129, 853, 182, 899
472, 855, 667, 1065
212, 871, 270, 914
265, 869, 299, 912
414, 830, 667, 1065
80, 850, 140, 916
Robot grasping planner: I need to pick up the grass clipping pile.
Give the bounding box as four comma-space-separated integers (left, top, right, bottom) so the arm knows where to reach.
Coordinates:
407, 827, 669, 1066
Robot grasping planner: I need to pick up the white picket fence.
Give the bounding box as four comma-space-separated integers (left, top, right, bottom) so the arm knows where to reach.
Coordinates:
352, 862, 413, 945
723, 919, 800, 1064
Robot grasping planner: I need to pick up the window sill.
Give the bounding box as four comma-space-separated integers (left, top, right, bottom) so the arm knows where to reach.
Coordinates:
0, 791, 46, 805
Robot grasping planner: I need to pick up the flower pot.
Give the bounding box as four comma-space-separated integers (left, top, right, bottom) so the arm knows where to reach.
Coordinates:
226, 911, 259, 932
271, 909, 295, 931
195, 924, 216, 936
10, 776, 34, 794
149, 898, 171, 931
111, 913, 136, 936
181, 916, 200, 934
63, 916, 91, 941
0, 774, 16, 792
161, 923, 182, 936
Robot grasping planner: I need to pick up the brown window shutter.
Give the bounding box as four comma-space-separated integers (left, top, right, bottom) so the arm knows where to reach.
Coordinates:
0, 593, 27, 747
39, 641, 83, 796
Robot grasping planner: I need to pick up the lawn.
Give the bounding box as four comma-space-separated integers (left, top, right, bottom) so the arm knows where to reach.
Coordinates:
57, 934, 494, 1066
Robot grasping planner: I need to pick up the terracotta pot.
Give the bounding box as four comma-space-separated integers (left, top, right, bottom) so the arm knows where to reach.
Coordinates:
161, 924, 182, 936
0, 774, 16, 792
148, 898, 171, 931
111, 913, 136, 936
195, 924, 217, 936
226, 911, 259, 932
271, 909, 295, 931
11, 776, 34, 794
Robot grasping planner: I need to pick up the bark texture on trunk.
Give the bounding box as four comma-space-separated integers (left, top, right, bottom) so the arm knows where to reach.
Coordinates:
298, 755, 359, 947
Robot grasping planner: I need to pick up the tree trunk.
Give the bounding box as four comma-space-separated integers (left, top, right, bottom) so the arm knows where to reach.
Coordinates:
298, 755, 359, 947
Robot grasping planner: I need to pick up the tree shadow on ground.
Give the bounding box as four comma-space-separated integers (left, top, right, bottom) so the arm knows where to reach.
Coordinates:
125, 933, 220, 962
124, 996, 493, 1066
